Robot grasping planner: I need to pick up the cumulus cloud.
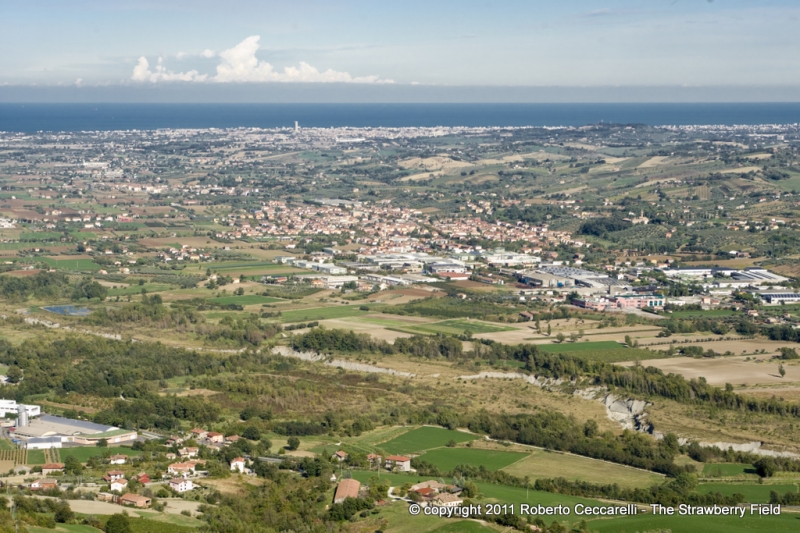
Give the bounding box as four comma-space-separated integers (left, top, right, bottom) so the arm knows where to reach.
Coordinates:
131, 36, 391, 84
131, 56, 207, 82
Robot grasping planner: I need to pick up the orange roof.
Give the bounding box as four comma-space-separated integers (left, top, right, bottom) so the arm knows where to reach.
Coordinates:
42, 463, 64, 469
119, 493, 150, 504
385, 455, 410, 462
334, 479, 361, 502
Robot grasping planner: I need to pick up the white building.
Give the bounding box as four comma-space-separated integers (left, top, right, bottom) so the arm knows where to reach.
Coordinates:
0, 400, 40, 419
231, 457, 246, 473
169, 478, 195, 493
384, 455, 412, 472
25, 436, 63, 450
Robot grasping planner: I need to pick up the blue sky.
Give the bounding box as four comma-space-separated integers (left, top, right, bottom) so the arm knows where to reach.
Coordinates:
1, 1, 799, 100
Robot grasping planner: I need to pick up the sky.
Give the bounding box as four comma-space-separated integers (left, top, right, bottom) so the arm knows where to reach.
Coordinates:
1, 0, 799, 102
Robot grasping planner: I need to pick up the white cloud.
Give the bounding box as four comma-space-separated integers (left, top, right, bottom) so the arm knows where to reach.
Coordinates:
131, 36, 391, 84
131, 56, 207, 83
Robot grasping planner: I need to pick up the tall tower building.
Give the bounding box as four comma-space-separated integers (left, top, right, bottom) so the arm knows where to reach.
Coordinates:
17, 404, 28, 428
294, 121, 299, 132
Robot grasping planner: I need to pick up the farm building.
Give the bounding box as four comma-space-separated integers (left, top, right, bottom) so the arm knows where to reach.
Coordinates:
119, 493, 151, 509
333, 479, 361, 503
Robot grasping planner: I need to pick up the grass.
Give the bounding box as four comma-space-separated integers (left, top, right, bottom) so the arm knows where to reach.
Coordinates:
107, 283, 175, 296
59, 446, 142, 463
670, 309, 738, 318
702, 463, 756, 477
378, 427, 478, 455
403, 319, 515, 336
587, 512, 800, 533
39, 257, 101, 271
27, 449, 46, 465
538, 340, 661, 363
420, 447, 527, 472
29, 526, 102, 533
279, 305, 377, 323
503, 449, 664, 489
430, 522, 496, 533
112, 517, 199, 533
696, 482, 798, 503
0, 438, 16, 450
478, 481, 603, 508
208, 294, 284, 305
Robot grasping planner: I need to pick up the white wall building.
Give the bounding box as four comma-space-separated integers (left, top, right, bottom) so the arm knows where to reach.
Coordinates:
0, 399, 40, 419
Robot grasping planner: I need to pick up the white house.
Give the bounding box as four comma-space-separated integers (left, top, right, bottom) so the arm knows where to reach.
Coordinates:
230, 457, 246, 473
110, 479, 128, 492
109, 454, 127, 465
384, 455, 412, 472
169, 478, 194, 493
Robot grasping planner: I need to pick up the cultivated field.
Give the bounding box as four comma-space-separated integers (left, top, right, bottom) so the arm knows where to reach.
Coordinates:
618, 355, 800, 386
502, 449, 664, 489
59, 446, 142, 463
208, 295, 284, 305
538, 340, 661, 363
378, 427, 478, 455
419, 447, 527, 472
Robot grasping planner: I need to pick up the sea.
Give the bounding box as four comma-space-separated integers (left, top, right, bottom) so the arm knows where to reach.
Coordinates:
2, 103, 800, 132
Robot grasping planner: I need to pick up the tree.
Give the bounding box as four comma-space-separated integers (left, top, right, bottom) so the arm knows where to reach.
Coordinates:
260, 436, 272, 452
460, 480, 480, 498
242, 426, 261, 441
64, 455, 83, 475
754, 457, 777, 478
54, 502, 74, 523
97, 438, 108, 448
105, 514, 133, 533
5, 366, 22, 384
556, 333, 566, 343
287, 436, 300, 451
779, 364, 786, 378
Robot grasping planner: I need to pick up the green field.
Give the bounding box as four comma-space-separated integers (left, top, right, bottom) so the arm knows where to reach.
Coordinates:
107, 283, 175, 296
59, 446, 142, 463
27, 449, 46, 464
280, 305, 377, 323
379, 427, 478, 455
702, 463, 756, 477
503, 449, 663, 489
208, 294, 285, 305
697, 482, 798, 503
349, 473, 798, 533
39, 257, 101, 271
588, 512, 799, 533
29, 525, 102, 533
0, 438, 16, 451
403, 319, 515, 336
538, 340, 661, 363
20, 231, 63, 241
420, 447, 527, 472
430, 522, 495, 533
670, 309, 738, 318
